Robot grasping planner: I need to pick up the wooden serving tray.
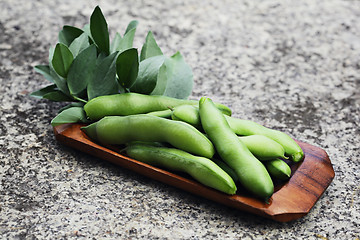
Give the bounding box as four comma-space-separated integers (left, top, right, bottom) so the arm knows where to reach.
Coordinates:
53, 123, 335, 222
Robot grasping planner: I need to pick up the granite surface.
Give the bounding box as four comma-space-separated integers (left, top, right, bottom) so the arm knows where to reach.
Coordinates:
1, 0, 359, 239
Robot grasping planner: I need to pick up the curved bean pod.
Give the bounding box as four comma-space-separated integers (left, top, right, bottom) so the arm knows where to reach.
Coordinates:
126, 144, 237, 195
211, 158, 239, 182
264, 159, 291, 181
170, 104, 303, 162
146, 109, 173, 118
171, 105, 202, 129
239, 135, 287, 161
84, 93, 231, 121
225, 116, 304, 162
82, 114, 215, 158
199, 97, 274, 201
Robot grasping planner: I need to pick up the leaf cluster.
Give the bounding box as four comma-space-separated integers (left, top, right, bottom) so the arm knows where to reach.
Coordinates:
31, 6, 193, 126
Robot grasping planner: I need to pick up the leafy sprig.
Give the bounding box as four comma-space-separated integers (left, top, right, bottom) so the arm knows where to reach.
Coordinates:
31, 6, 193, 126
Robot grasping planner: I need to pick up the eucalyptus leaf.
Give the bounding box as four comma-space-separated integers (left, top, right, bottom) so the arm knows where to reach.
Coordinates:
154, 52, 193, 99
115, 28, 136, 53
140, 31, 163, 61
90, 6, 110, 55
149, 63, 167, 95
48, 46, 70, 94
69, 33, 90, 57
82, 24, 94, 43
58, 102, 85, 113
52, 43, 74, 78
34, 65, 55, 83
67, 44, 97, 96
30, 84, 57, 98
130, 55, 166, 94
116, 48, 139, 88
51, 107, 89, 126
48, 47, 55, 68
49, 67, 71, 96
58, 25, 84, 46
43, 90, 74, 102
124, 20, 138, 35
96, 51, 108, 64
87, 52, 119, 100
110, 33, 122, 54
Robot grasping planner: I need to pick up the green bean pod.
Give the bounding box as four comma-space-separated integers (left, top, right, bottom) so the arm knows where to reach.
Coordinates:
239, 135, 287, 161
84, 93, 231, 121
211, 158, 239, 182
146, 109, 173, 118
225, 116, 304, 162
81, 114, 215, 159
171, 105, 202, 129
264, 159, 291, 181
170, 104, 303, 162
199, 97, 274, 201
125, 144, 237, 195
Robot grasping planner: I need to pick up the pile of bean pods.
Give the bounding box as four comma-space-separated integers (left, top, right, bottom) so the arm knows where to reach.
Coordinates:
82, 93, 304, 201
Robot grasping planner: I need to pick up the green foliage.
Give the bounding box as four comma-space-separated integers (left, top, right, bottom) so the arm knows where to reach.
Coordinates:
140, 31, 163, 61
67, 45, 97, 97
52, 43, 73, 78
116, 48, 139, 88
87, 52, 119, 100
130, 55, 166, 94
90, 6, 110, 55
32, 5, 193, 125
51, 107, 89, 126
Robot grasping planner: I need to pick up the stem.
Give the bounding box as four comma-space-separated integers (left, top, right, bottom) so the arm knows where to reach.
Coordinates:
72, 95, 87, 103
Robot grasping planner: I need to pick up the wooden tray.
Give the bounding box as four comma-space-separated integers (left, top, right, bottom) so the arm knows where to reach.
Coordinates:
53, 123, 335, 222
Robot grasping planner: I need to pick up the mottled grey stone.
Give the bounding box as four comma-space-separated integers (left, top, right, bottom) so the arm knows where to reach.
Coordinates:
0, 0, 359, 239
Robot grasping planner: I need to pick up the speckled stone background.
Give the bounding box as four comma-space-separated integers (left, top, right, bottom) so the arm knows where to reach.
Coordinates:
1, 0, 359, 239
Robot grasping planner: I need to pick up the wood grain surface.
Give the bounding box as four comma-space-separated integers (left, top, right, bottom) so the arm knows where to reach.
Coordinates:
53, 123, 335, 222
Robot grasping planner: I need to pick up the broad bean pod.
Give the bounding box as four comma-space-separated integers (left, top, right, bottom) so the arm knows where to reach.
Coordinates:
171, 104, 303, 162
84, 93, 232, 121
264, 159, 291, 181
199, 97, 274, 201
239, 135, 287, 161
225, 116, 304, 162
211, 158, 239, 182
125, 143, 237, 195
81, 114, 215, 159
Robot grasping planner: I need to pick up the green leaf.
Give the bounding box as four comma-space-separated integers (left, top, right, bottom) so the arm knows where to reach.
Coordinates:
30, 84, 72, 102
116, 48, 139, 88
48, 46, 70, 95
30, 84, 57, 98
69, 33, 90, 57
130, 55, 166, 94
87, 52, 119, 100
115, 28, 136, 53
124, 20, 138, 35
140, 31, 163, 61
153, 52, 193, 99
52, 43, 74, 78
149, 63, 167, 95
96, 51, 108, 64
58, 25, 84, 46
90, 6, 110, 55
51, 107, 89, 126
34, 65, 55, 83
110, 33, 122, 53
49, 67, 71, 96
58, 102, 85, 113
43, 90, 74, 102
48, 46, 55, 68
82, 24, 94, 43
67, 44, 97, 96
